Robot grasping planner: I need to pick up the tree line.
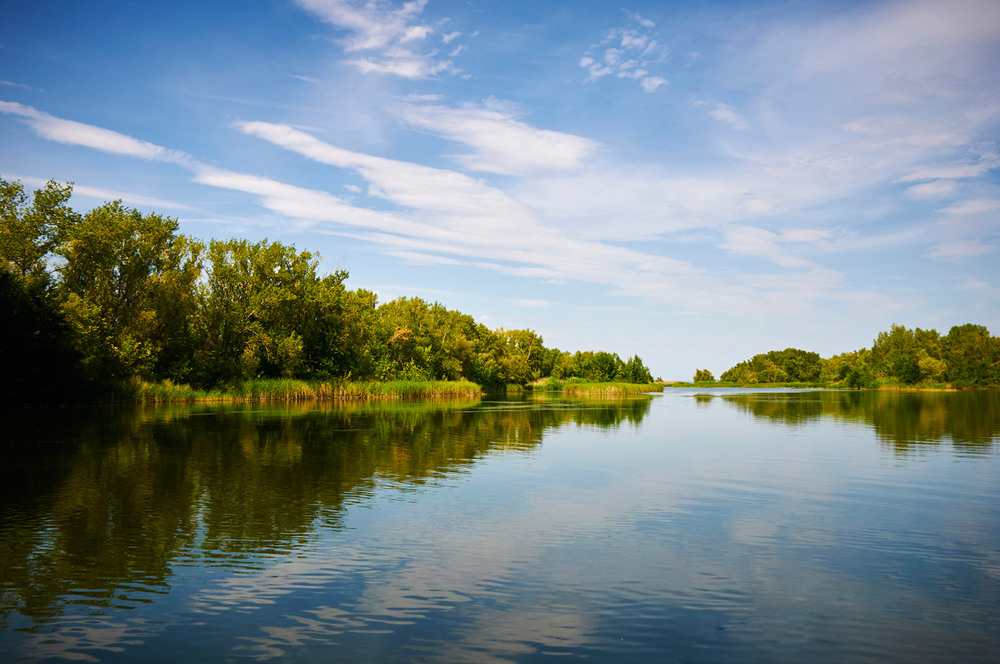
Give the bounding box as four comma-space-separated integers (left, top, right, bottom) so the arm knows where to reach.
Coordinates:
697, 323, 1000, 388
1, 178, 653, 401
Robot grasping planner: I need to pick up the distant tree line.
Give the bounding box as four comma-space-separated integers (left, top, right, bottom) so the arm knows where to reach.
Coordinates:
0, 178, 653, 401
716, 324, 1000, 388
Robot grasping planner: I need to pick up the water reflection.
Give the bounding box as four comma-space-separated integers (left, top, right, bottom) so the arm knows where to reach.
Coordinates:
3, 391, 997, 663
710, 389, 1000, 454
0, 395, 653, 636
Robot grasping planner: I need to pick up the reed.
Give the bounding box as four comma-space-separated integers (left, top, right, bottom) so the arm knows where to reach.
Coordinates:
559, 382, 664, 396
120, 378, 483, 403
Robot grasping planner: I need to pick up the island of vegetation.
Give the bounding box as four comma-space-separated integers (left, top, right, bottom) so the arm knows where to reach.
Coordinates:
689, 323, 1000, 389
1, 178, 656, 403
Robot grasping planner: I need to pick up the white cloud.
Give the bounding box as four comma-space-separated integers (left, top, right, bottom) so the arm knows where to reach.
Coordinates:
347, 56, 454, 78
956, 275, 993, 292
223, 122, 733, 308
939, 199, 1000, 216
392, 101, 598, 175
0, 101, 190, 164
294, 0, 458, 79
721, 225, 817, 269
767, 0, 1000, 83
906, 180, 957, 199
580, 13, 668, 92
899, 156, 999, 182
709, 103, 748, 130
640, 76, 668, 93
295, 0, 430, 52
926, 240, 995, 260
516, 299, 551, 308
781, 228, 833, 243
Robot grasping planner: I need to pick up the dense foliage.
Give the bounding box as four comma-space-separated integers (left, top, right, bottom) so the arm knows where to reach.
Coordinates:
0, 178, 654, 400
718, 323, 1000, 388
693, 368, 715, 383
720, 348, 822, 384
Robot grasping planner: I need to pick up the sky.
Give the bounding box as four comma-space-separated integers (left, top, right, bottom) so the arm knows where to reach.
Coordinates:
2, 0, 999, 380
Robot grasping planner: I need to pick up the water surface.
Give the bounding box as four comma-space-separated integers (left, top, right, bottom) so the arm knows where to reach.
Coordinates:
1, 390, 998, 662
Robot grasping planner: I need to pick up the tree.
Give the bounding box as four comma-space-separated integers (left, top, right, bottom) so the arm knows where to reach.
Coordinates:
693, 368, 714, 383
1, 177, 79, 281
192, 238, 340, 384
870, 324, 924, 384
499, 328, 545, 385
58, 201, 203, 381
944, 324, 998, 387
620, 354, 653, 384
0, 269, 87, 400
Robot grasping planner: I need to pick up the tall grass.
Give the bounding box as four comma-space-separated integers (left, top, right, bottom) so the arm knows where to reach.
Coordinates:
122, 378, 483, 403
559, 381, 664, 396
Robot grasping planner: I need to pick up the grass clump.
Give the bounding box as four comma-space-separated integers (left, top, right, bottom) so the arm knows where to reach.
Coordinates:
560, 381, 663, 396
118, 378, 483, 403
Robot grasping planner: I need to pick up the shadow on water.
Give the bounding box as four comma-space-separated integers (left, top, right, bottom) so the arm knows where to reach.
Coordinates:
705, 389, 1000, 454
0, 395, 653, 630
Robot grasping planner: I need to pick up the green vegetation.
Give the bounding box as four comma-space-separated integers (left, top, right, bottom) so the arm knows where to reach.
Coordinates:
693, 368, 715, 383
559, 381, 663, 396
124, 378, 484, 403
1, 178, 655, 402
708, 323, 1000, 389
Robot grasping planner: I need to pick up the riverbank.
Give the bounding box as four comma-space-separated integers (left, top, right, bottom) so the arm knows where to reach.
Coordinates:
665, 380, 962, 390
121, 377, 665, 404
124, 378, 485, 403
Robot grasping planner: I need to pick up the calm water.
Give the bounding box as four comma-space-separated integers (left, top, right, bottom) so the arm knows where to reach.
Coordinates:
1, 389, 998, 663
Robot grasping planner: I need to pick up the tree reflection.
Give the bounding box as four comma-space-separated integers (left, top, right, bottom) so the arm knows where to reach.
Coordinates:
714, 390, 1000, 453
0, 395, 653, 628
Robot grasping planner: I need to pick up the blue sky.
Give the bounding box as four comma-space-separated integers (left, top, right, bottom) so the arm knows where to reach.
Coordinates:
2, 0, 998, 379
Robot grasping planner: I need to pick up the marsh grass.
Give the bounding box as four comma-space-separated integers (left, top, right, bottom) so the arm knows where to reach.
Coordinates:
559, 381, 664, 396
123, 378, 483, 403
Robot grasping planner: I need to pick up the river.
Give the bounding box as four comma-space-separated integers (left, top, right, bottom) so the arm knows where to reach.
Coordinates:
1, 389, 998, 662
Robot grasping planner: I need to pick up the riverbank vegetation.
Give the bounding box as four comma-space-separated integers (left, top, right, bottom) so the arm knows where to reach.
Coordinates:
693, 324, 1000, 389
1, 178, 654, 403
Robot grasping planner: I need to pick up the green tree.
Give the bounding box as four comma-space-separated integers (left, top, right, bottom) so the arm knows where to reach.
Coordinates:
193, 238, 338, 384
1, 177, 79, 281
693, 368, 714, 383
944, 324, 999, 387
499, 328, 545, 384
870, 324, 931, 384
58, 201, 203, 381
0, 269, 87, 400
620, 354, 653, 383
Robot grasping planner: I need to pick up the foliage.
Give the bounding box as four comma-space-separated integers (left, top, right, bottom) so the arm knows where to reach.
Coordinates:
0, 178, 657, 401
693, 368, 715, 382
944, 324, 1000, 387
720, 348, 821, 384
0, 178, 79, 281
58, 201, 203, 381
0, 269, 87, 400
721, 323, 1000, 389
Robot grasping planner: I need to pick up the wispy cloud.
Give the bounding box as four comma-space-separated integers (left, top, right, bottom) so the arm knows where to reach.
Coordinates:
294, 0, 459, 78
707, 103, 748, 130
0, 80, 31, 91
905, 180, 957, 199
721, 225, 820, 269
392, 99, 598, 175
0, 101, 191, 164
939, 198, 1000, 216
580, 13, 668, 92
927, 240, 996, 260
